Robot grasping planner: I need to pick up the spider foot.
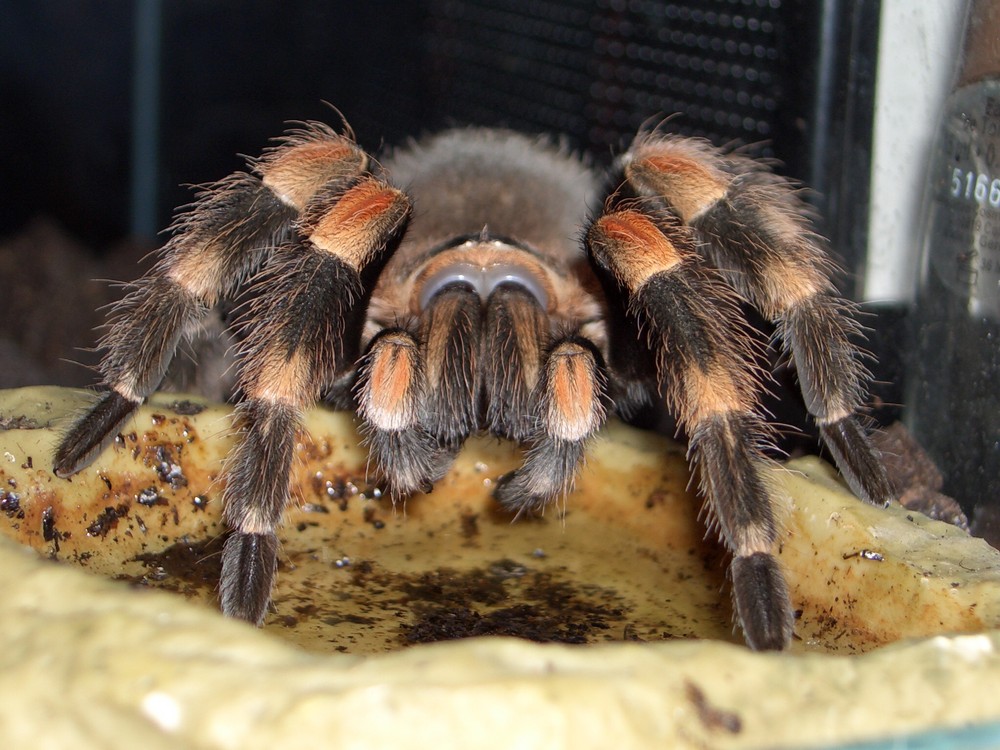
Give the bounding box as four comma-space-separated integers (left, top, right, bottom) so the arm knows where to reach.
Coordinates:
493, 436, 587, 516
220, 530, 279, 625
821, 416, 895, 508
366, 427, 453, 497
731, 551, 793, 651
53, 390, 140, 478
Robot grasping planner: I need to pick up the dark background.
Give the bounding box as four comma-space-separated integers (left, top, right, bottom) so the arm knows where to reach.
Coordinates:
1, 0, 879, 253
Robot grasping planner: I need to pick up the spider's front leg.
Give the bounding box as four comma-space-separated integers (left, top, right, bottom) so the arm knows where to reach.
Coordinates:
622, 135, 895, 508
221, 178, 409, 624
588, 204, 792, 651
53, 123, 370, 477
52, 122, 410, 624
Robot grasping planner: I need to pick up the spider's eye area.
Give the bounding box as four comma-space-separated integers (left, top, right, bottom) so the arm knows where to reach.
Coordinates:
417, 261, 550, 311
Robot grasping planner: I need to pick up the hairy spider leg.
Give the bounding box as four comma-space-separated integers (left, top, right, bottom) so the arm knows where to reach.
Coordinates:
53, 122, 370, 477
587, 205, 793, 651
493, 334, 607, 514
222, 175, 410, 624
51, 173, 295, 477
624, 134, 895, 508
52, 122, 407, 625
355, 326, 451, 496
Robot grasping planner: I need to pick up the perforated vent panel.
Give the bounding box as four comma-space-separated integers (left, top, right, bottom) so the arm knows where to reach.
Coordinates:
428, 1, 596, 138
428, 0, 788, 155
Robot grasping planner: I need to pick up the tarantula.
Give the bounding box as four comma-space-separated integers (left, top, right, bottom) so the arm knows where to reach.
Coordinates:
53, 118, 894, 651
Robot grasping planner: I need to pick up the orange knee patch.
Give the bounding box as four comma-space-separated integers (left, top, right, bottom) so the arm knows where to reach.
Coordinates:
244, 350, 314, 406
359, 332, 422, 431
546, 343, 603, 441
680, 367, 753, 428
308, 179, 410, 270
588, 210, 687, 292
624, 135, 731, 223
261, 139, 367, 210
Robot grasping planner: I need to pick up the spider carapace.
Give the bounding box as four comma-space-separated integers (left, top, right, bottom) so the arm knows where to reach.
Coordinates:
53, 120, 894, 651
